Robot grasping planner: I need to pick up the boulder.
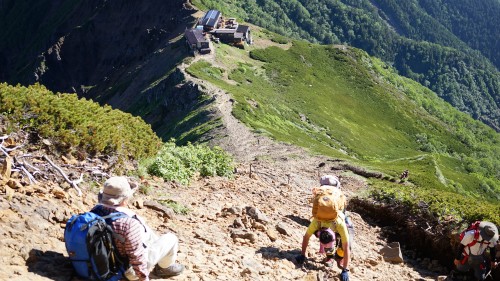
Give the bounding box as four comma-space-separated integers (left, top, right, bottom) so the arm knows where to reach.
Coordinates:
379, 242, 404, 263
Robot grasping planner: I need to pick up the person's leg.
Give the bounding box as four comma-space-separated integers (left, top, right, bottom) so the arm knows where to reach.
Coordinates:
468, 254, 487, 281
452, 262, 471, 281
148, 232, 179, 269
149, 232, 184, 277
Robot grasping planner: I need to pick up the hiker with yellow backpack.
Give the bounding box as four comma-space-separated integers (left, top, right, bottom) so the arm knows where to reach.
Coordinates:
295, 175, 353, 281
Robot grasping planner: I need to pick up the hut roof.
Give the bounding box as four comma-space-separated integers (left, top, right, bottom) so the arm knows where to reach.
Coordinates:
185, 29, 207, 45
201, 10, 221, 27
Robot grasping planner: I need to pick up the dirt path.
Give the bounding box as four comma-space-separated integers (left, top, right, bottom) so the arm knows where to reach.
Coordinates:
166, 48, 450, 280
177, 49, 305, 163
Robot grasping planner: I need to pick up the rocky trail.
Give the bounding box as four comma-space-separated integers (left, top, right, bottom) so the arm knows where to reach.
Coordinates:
0, 130, 451, 281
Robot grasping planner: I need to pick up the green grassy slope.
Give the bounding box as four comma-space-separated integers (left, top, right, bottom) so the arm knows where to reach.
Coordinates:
187, 33, 500, 224
191, 0, 500, 132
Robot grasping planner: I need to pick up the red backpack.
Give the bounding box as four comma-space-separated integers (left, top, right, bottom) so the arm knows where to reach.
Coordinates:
458, 221, 490, 264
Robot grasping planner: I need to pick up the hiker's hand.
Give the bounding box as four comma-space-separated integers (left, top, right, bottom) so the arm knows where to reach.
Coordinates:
453, 259, 460, 266
295, 254, 306, 264
340, 268, 349, 281
492, 261, 498, 269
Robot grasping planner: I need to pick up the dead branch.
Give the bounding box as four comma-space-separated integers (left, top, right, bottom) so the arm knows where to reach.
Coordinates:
22, 160, 40, 173
20, 166, 37, 184
43, 155, 82, 196
3, 145, 24, 152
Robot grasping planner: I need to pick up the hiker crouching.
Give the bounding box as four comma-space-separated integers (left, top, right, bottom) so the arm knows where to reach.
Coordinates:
295, 175, 352, 281
453, 221, 498, 281
93, 176, 184, 280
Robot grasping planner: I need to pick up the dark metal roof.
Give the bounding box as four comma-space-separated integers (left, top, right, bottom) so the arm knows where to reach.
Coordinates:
185, 29, 207, 45
201, 10, 221, 27
236, 25, 250, 34
212, 29, 236, 34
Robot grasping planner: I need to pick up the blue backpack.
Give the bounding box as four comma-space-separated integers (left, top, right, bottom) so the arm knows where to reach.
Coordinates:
64, 210, 129, 281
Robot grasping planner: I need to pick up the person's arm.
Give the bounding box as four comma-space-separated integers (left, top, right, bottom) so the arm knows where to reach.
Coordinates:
301, 233, 312, 255
455, 244, 465, 258
121, 218, 149, 281
490, 245, 498, 268
342, 241, 350, 269
295, 232, 312, 264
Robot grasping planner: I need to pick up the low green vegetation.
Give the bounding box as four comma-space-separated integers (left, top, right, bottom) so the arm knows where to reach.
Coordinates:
370, 181, 500, 225
0, 83, 161, 162
139, 140, 234, 185
159, 199, 190, 215
187, 37, 500, 224
193, 0, 500, 132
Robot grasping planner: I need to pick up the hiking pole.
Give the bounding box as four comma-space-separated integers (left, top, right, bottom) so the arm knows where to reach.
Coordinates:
484, 269, 492, 280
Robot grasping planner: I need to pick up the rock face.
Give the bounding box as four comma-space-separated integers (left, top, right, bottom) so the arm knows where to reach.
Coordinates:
1, 0, 194, 98
0, 0, 206, 140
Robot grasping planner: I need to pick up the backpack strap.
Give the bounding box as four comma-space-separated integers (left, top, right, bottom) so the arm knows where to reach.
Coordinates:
101, 213, 129, 243
465, 229, 481, 248
462, 226, 491, 257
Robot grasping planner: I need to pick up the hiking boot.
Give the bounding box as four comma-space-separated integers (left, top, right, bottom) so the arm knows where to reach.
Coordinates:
154, 263, 185, 277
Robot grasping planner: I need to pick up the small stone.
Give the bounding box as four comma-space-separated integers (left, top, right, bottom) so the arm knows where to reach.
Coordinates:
367, 257, 379, 266
231, 229, 256, 243
276, 222, 292, 236
233, 217, 244, 228
266, 229, 279, 242
252, 221, 266, 231
51, 187, 67, 199
245, 206, 269, 224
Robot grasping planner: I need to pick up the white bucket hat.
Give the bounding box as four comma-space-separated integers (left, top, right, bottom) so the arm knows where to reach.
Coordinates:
479, 221, 499, 244
99, 176, 138, 206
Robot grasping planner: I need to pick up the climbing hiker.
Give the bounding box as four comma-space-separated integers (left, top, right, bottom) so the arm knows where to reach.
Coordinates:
296, 175, 352, 281
400, 170, 409, 181
92, 176, 184, 280
453, 221, 499, 281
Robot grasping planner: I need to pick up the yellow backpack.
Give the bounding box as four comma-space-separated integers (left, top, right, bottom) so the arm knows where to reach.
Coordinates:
311, 186, 346, 221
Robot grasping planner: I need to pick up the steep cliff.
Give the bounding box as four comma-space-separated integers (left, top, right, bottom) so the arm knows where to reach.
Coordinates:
0, 0, 209, 141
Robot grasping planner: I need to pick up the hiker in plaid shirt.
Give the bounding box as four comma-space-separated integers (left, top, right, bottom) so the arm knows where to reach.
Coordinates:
92, 176, 184, 281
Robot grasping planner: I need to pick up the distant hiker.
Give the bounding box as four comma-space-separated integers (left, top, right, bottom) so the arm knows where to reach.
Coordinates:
453, 221, 499, 281
296, 175, 352, 281
93, 176, 184, 280
320, 174, 341, 188
400, 170, 409, 181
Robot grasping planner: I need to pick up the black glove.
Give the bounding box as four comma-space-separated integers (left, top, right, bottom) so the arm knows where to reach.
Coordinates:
340, 268, 349, 281
295, 254, 306, 264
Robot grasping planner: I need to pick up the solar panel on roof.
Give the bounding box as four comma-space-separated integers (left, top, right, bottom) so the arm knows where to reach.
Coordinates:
202, 10, 221, 27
